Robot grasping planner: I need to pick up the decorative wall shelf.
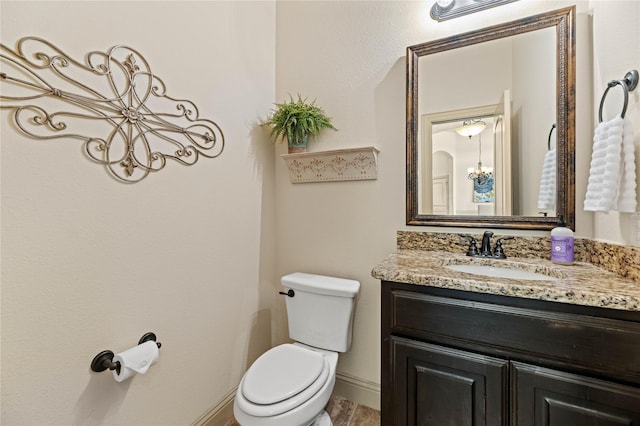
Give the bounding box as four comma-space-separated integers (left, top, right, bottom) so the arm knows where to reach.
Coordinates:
281, 147, 379, 183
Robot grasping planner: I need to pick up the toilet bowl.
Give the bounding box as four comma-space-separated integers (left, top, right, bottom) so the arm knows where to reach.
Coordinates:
233, 343, 338, 426
233, 273, 360, 426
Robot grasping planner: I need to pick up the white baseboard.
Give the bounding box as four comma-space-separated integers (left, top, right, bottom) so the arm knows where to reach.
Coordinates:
333, 371, 380, 411
192, 387, 237, 426
192, 373, 381, 425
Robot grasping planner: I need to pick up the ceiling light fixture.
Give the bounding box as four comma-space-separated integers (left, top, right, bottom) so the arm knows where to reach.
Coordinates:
455, 119, 493, 185
467, 134, 493, 184
430, 0, 518, 22
455, 119, 486, 138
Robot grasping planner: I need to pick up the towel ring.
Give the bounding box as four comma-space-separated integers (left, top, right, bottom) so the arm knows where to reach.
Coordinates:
547, 123, 556, 151
598, 69, 638, 122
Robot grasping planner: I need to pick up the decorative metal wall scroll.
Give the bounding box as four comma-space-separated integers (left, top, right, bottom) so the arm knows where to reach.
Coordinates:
0, 37, 224, 183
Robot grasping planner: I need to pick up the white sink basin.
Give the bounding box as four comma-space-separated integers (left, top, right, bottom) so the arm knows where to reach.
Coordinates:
445, 264, 554, 281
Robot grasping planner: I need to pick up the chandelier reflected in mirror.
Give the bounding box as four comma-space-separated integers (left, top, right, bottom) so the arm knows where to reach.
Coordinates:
455, 119, 493, 185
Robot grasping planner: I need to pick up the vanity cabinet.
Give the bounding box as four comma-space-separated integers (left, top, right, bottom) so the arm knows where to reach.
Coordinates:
381, 281, 640, 425
391, 336, 508, 425
512, 362, 640, 425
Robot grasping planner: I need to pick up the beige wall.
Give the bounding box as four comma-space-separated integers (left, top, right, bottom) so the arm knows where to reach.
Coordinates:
590, 1, 640, 243
2, 0, 639, 424
1, 1, 275, 425
512, 27, 557, 216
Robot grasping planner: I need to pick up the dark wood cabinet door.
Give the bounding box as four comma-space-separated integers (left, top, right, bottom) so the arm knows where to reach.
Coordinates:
391, 336, 508, 426
512, 361, 640, 426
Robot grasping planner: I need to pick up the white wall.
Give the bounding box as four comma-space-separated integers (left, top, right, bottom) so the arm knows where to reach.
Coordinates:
1, 1, 275, 425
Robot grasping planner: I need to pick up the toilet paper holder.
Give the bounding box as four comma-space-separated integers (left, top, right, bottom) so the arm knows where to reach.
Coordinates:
90, 332, 162, 374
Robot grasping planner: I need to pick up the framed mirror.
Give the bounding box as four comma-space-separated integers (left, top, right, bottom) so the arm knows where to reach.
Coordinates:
406, 6, 575, 230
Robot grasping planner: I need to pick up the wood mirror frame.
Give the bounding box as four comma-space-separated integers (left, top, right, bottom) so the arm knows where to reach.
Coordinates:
406, 6, 575, 230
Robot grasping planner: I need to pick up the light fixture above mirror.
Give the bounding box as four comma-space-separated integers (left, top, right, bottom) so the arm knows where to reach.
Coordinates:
430, 0, 518, 22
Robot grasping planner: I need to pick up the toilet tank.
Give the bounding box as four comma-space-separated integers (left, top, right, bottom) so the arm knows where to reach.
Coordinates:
281, 272, 360, 353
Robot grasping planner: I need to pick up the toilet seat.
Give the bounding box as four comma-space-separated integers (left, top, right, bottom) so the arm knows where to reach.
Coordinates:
238, 344, 330, 417
244, 344, 325, 404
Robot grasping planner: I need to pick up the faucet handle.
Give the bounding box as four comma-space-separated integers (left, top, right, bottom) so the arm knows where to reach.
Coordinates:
461, 235, 479, 257
493, 237, 515, 259
496, 236, 515, 244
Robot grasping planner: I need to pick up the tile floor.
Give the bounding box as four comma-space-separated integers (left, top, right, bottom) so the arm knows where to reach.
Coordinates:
225, 395, 380, 426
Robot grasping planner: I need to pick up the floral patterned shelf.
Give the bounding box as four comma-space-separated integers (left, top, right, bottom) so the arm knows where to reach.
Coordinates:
281, 147, 379, 183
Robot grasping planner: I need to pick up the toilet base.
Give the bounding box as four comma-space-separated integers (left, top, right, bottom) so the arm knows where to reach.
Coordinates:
310, 410, 332, 426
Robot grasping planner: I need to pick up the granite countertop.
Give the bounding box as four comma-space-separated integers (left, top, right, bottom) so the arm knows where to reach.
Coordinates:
371, 250, 640, 311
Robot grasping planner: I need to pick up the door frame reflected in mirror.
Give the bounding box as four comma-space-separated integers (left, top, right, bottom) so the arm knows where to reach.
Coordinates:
422, 101, 511, 218
406, 6, 575, 230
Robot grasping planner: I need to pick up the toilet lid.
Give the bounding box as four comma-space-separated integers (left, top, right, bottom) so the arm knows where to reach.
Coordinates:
243, 344, 325, 405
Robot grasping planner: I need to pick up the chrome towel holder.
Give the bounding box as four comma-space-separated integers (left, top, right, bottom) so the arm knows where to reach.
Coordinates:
598, 69, 638, 122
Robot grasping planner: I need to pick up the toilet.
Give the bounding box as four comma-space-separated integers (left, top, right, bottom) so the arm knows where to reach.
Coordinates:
233, 272, 360, 426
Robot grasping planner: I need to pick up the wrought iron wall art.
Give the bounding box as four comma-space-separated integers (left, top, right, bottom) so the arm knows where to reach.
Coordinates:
0, 37, 224, 183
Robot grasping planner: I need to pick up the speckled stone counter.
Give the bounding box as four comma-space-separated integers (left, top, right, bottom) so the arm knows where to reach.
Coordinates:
371, 231, 640, 312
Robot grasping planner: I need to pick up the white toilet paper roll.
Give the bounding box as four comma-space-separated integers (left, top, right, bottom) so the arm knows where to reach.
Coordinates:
112, 340, 160, 382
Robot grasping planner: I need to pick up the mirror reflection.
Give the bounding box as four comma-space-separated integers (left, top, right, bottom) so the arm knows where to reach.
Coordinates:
423, 103, 509, 216
419, 28, 555, 218
407, 7, 575, 230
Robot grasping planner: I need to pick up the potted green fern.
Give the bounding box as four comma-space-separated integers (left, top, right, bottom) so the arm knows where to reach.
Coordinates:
264, 95, 337, 153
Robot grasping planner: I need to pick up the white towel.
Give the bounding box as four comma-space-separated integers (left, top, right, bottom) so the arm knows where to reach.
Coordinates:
537, 148, 556, 210
584, 115, 637, 212
615, 117, 637, 212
